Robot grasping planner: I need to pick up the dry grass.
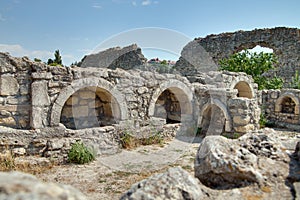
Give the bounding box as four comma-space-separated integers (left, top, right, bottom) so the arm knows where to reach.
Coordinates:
0, 151, 53, 175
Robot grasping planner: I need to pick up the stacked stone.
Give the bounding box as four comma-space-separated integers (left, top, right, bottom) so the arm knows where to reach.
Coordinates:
175, 27, 300, 85
228, 98, 261, 133
0, 53, 33, 129
262, 89, 300, 128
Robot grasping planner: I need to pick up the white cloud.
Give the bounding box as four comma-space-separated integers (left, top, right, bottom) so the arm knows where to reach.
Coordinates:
92, 3, 102, 9
0, 44, 52, 61
0, 44, 76, 65
132, 1, 137, 6
142, 0, 151, 6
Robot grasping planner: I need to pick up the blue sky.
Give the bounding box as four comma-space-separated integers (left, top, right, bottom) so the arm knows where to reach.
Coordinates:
0, 0, 299, 65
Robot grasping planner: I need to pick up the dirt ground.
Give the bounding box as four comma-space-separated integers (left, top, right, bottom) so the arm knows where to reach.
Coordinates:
34, 129, 299, 200
36, 137, 199, 200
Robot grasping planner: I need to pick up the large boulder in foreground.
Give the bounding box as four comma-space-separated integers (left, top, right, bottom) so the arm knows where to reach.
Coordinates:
195, 136, 264, 189
120, 167, 208, 200
0, 171, 86, 200
195, 129, 292, 189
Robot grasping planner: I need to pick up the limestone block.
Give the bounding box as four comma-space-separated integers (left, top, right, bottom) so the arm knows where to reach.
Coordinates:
234, 124, 255, 133
12, 148, 26, 156
0, 75, 19, 96
31, 81, 50, 106
79, 99, 89, 105
72, 106, 89, 117
271, 91, 279, 99
233, 115, 251, 125
79, 91, 95, 99
31, 107, 45, 129
137, 86, 148, 94
32, 72, 52, 80
0, 116, 16, 127
0, 110, 11, 117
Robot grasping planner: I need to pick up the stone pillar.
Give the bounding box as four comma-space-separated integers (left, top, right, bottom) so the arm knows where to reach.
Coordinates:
31, 72, 52, 129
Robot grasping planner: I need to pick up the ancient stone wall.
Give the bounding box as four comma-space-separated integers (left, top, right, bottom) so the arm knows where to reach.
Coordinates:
0, 50, 263, 161
175, 27, 300, 84
262, 89, 300, 130
0, 54, 33, 129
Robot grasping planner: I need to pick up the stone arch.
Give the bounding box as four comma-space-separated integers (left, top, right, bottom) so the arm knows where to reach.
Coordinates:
275, 93, 299, 115
234, 42, 276, 55
198, 99, 232, 135
148, 79, 194, 123
50, 77, 128, 127
231, 79, 254, 99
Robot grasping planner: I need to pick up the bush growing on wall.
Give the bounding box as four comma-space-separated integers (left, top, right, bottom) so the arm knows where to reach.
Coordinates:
219, 50, 283, 90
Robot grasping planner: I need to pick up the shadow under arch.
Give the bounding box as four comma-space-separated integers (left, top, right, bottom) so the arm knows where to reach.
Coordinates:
275, 92, 300, 115
230, 79, 255, 99
198, 99, 232, 136
148, 79, 196, 138
50, 77, 128, 127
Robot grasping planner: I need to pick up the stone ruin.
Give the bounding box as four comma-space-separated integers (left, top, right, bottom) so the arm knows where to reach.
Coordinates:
0, 26, 299, 162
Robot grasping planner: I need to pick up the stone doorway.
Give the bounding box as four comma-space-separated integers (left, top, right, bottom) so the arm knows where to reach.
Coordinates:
154, 89, 181, 124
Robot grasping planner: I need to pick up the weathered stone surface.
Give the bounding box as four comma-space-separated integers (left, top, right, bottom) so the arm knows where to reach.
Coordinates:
80, 44, 147, 69
195, 129, 293, 192
294, 182, 300, 200
175, 27, 300, 85
195, 135, 263, 188
234, 124, 255, 133
31, 80, 50, 106
120, 167, 208, 200
0, 75, 19, 96
233, 115, 251, 125
0, 171, 87, 200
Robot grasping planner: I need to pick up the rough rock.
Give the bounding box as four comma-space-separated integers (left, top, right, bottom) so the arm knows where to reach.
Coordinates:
120, 167, 209, 200
195, 129, 294, 192
80, 44, 147, 69
294, 182, 300, 200
0, 75, 19, 96
195, 135, 264, 189
0, 171, 87, 200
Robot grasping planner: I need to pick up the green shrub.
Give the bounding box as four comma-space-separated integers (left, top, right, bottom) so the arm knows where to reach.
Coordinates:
259, 112, 267, 128
219, 50, 283, 90
68, 142, 95, 164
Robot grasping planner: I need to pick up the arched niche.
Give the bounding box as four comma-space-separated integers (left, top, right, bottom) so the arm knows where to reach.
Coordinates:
275, 93, 299, 115
50, 77, 128, 128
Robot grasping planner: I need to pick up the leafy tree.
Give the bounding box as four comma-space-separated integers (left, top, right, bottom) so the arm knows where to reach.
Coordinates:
34, 58, 42, 62
47, 58, 53, 65
160, 60, 168, 65
47, 49, 63, 66
54, 49, 62, 65
219, 50, 283, 90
